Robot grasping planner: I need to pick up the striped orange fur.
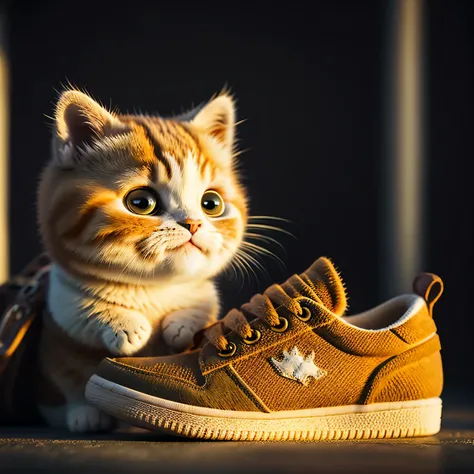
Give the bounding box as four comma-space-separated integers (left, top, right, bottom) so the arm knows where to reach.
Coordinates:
35, 88, 248, 433
38, 89, 247, 284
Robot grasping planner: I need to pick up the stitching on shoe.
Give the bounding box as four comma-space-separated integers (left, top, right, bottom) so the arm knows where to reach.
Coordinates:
105, 360, 203, 388
225, 365, 271, 413
359, 336, 441, 404
390, 328, 411, 344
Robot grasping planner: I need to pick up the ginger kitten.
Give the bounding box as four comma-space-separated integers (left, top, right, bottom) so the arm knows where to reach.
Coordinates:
36, 89, 247, 432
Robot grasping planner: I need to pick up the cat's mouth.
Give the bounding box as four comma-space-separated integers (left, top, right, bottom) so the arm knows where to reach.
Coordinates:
169, 239, 204, 254
184, 240, 202, 251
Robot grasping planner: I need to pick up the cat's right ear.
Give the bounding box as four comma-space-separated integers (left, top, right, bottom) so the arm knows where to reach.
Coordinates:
52, 90, 125, 169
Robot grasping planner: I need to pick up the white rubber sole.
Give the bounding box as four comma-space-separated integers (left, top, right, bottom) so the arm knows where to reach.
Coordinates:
85, 374, 442, 441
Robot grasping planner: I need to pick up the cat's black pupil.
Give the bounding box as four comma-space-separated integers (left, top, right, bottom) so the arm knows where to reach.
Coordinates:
133, 197, 153, 209
203, 199, 217, 210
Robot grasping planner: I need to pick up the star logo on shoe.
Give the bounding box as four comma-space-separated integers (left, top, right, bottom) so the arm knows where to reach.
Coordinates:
270, 347, 327, 386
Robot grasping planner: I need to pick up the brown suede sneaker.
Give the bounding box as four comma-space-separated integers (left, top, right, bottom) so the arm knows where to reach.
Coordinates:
85, 257, 444, 441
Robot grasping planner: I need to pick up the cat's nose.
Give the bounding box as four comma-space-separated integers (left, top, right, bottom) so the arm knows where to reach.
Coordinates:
177, 219, 202, 234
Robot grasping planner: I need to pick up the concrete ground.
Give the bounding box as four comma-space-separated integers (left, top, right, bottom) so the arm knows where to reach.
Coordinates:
1, 404, 473, 473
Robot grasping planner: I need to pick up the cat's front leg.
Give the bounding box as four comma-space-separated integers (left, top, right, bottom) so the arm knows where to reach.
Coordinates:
162, 308, 213, 351
66, 404, 115, 433
162, 285, 219, 352
40, 394, 116, 433
99, 307, 153, 356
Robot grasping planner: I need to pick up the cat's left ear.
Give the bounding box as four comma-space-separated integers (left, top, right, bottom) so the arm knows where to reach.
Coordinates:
189, 94, 236, 151
53, 89, 126, 169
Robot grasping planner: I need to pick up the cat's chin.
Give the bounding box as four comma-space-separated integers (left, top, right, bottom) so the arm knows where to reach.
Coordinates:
166, 244, 211, 277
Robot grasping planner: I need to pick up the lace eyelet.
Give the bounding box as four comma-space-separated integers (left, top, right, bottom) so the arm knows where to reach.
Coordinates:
296, 306, 312, 322
270, 317, 289, 333
217, 342, 237, 357
242, 329, 261, 345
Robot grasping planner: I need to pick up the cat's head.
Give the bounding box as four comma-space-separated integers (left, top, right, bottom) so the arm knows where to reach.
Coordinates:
38, 89, 247, 284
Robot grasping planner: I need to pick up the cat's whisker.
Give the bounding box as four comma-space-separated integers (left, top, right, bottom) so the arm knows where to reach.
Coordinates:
208, 237, 244, 284
226, 258, 238, 282
214, 228, 286, 254
229, 245, 249, 282
246, 224, 296, 239
239, 246, 268, 273
237, 248, 269, 282
228, 253, 245, 284
248, 216, 293, 224
241, 241, 286, 269
244, 232, 287, 253
234, 250, 255, 285
215, 226, 287, 276
227, 255, 246, 290
235, 252, 258, 286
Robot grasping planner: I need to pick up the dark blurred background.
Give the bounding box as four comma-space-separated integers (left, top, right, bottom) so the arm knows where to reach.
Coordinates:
2, 0, 473, 402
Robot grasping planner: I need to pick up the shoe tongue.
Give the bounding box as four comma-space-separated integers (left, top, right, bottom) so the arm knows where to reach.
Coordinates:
277, 257, 348, 316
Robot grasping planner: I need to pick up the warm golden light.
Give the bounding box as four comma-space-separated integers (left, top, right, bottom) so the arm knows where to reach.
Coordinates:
395, 0, 423, 287
383, 0, 424, 297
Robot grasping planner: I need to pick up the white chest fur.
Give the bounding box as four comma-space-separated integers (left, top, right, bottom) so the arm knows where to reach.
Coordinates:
47, 264, 218, 353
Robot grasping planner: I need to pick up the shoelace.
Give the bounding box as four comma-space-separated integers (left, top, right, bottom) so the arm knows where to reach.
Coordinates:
204, 274, 320, 355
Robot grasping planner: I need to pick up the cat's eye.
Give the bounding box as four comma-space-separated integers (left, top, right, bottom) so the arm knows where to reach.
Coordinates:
124, 188, 160, 215
201, 190, 224, 217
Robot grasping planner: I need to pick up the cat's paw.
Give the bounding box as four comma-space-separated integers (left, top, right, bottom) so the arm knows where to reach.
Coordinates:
66, 404, 115, 433
162, 308, 208, 351
101, 311, 152, 356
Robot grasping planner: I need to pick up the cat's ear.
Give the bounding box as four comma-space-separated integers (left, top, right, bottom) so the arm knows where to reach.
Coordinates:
189, 94, 236, 150
53, 90, 125, 169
